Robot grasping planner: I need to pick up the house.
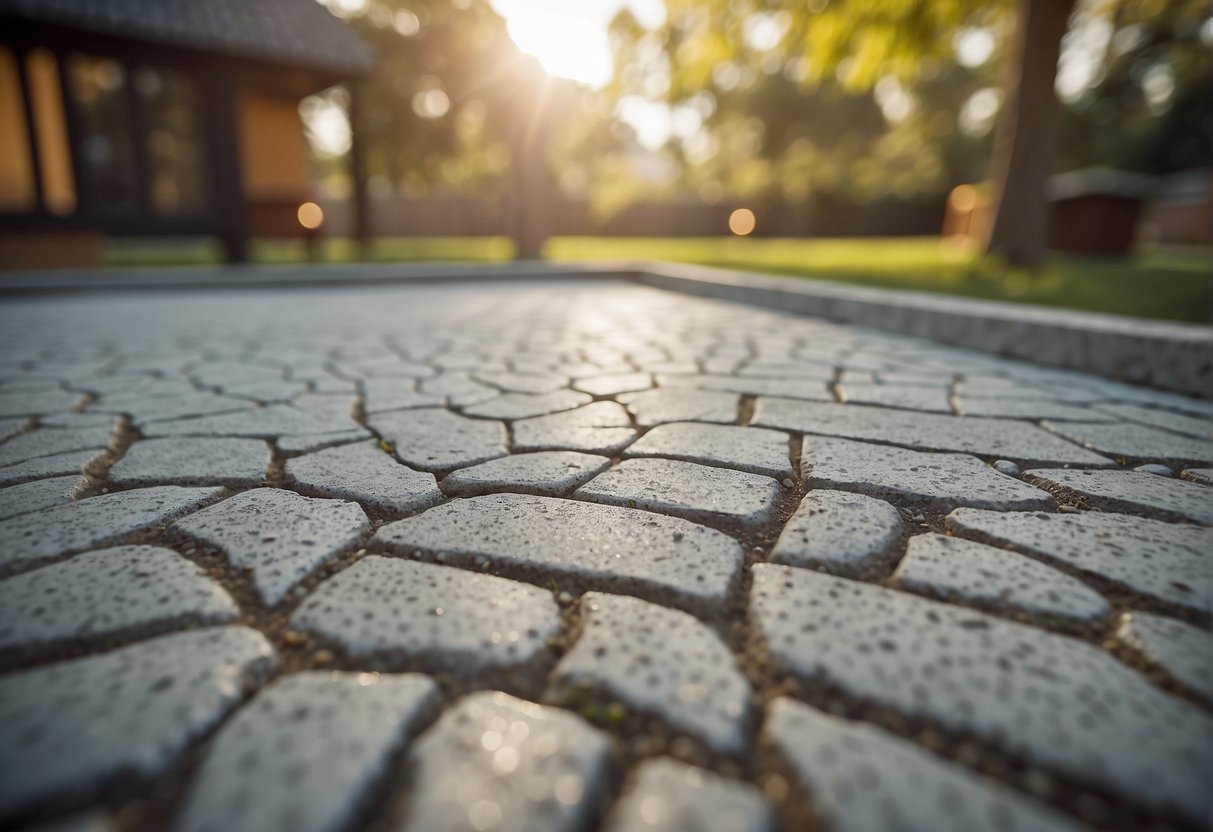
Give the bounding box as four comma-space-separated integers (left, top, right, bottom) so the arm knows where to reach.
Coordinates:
0, 0, 373, 267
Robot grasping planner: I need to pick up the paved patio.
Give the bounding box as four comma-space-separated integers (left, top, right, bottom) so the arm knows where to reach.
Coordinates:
0, 277, 1210, 831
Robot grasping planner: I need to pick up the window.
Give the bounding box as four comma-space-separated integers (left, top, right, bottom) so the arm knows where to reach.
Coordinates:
68, 54, 138, 213
136, 66, 209, 215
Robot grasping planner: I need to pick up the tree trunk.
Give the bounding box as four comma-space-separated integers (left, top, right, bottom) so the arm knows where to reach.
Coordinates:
983, 0, 1076, 268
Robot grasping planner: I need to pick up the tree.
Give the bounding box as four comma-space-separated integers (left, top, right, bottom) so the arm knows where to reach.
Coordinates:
610, 0, 1084, 267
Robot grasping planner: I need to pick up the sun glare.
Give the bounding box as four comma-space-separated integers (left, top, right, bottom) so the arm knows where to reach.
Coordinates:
490, 0, 664, 88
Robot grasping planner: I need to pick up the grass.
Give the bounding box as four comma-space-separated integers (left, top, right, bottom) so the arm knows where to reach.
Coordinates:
102, 235, 1211, 324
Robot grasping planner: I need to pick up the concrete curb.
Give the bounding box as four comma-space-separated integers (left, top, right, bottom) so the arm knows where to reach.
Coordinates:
1, 259, 1208, 397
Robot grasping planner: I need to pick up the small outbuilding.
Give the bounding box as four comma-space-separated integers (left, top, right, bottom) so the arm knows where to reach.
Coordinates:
0, 0, 373, 267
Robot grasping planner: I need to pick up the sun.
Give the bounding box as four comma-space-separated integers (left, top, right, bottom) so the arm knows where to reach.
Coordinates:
490, 0, 664, 88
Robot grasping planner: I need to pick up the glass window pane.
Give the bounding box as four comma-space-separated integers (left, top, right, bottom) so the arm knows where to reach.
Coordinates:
136, 66, 210, 216
68, 54, 138, 213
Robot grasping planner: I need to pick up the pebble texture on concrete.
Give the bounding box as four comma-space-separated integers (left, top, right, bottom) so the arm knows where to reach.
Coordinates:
171, 672, 438, 832
1116, 612, 1213, 704
765, 698, 1081, 832
0, 546, 237, 653
947, 508, 1213, 613
373, 493, 742, 610
285, 441, 442, 513
602, 759, 774, 832
175, 488, 369, 604
0, 627, 275, 821
770, 489, 903, 573
803, 436, 1056, 510
1, 280, 1210, 832
398, 691, 613, 832
293, 556, 560, 674
751, 565, 1212, 825
555, 593, 752, 753
892, 533, 1112, 621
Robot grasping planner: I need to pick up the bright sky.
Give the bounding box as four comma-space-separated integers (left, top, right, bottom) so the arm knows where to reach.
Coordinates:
489, 0, 665, 87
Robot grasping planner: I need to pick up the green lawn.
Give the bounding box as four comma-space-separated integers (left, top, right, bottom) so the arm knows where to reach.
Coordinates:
102, 235, 1211, 324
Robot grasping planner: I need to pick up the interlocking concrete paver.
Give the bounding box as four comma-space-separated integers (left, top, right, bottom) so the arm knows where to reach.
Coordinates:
1115, 612, 1213, 704
623, 422, 793, 478
142, 403, 366, 442
286, 440, 442, 513
770, 489, 904, 573
0, 545, 237, 653
0, 627, 275, 822
442, 450, 610, 496
171, 672, 439, 832
803, 436, 1055, 510
175, 488, 369, 604
892, 533, 1111, 621
107, 437, 270, 487
1043, 419, 1213, 466
756, 399, 1113, 466
1024, 467, 1213, 524
555, 593, 752, 753
463, 389, 591, 420
572, 372, 652, 397
0, 485, 222, 573
0, 424, 115, 468
397, 691, 613, 832
0, 474, 79, 520
374, 493, 742, 610
602, 759, 774, 832
765, 698, 1082, 832
617, 388, 739, 428
1094, 402, 1213, 439
370, 407, 507, 471
293, 556, 560, 674
751, 565, 1212, 824
3, 279, 1210, 830
513, 401, 637, 453
578, 457, 782, 528
0, 447, 103, 487
947, 508, 1213, 613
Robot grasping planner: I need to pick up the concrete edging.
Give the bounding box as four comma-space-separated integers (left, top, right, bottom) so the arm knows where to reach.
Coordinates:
0, 259, 1208, 397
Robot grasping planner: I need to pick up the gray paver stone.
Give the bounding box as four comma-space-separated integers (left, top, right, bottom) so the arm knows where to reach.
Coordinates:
361, 378, 443, 413
0, 486, 222, 573
462, 389, 591, 420
1024, 467, 1213, 524
0, 546, 237, 653
658, 373, 833, 401
770, 489, 904, 573
0, 425, 115, 468
142, 404, 362, 441
175, 488, 369, 604
0, 388, 84, 418
0, 475, 79, 520
474, 371, 569, 394
276, 429, 372, 453
578, 458, 782, 529
512, 402, 637, 454
954, 395, 1114, 422
803, 436, 1055, 511
0, 447, 104, 487
946, 508, 1213, 613
1116, 612, 1213, 704
602, 758, 774, 832
373, 493, 741, 612
95, 392, 251, 425
107, 437, 270, 487
750, 565, 1212, 824
623, 422, 793, 478
286, 440, 441, 513
555, 593, 752, 753
840, 382, 952, 413
1044, 420, 1213, 466
442, 451, 610, 497
370, 408, 507, 471
0, 627, 275, 822
172, 671, 439, 832
397, 691, 613, 832
572, 372, 652, 397
892, 533, 1111, 621
765, 698, 1082, 832
293, 556, 560, 674
617, 389, 739, 428
756, 399, 1112, 466
1094, 403, 1213, 439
